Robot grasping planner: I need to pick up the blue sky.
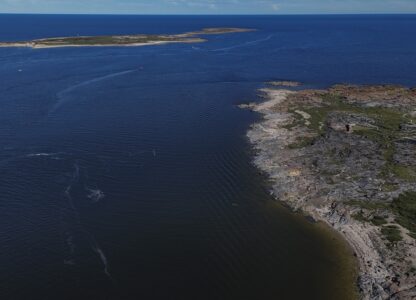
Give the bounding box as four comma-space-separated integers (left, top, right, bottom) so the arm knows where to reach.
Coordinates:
1, 0, 416, 14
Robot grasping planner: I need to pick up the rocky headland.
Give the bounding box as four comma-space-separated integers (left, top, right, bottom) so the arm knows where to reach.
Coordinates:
242, 83, 416, 299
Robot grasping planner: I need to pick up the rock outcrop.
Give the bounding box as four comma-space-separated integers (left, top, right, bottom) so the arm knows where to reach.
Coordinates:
243, 85, 416, 299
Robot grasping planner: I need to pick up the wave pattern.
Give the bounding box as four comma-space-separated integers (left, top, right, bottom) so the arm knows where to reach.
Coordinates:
2, 14, 410, 300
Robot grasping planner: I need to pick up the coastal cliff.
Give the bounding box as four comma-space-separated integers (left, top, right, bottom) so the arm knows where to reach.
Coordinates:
242, 83, 416, 299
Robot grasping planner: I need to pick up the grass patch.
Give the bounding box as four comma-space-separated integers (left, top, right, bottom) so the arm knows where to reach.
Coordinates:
350, 207, 387, 226
390, 165, 416, 181
381, 225, 402, 245
381, 183, 399, 192
302, 107, 330, 133
371, 215, 388, 226
352, 212, 369, 222
302, 93, 413, 135
286, 93, 416, 182
364, 107, 408, 131
282, 112, 303, 130
352, 112, 415, 182
282, 121, 301, 130
348, 192, 416, 239
391, 191, 416, 235
345, 200, 389, 210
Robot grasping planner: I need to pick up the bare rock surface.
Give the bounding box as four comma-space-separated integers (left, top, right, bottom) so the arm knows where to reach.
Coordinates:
267, 80, 302, 87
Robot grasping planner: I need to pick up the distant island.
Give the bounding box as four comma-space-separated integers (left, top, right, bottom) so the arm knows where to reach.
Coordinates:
0, 28, 254, 49
241, 83, 416, 299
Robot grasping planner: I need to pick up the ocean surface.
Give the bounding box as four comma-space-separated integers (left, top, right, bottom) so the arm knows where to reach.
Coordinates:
1, 14, 416, 300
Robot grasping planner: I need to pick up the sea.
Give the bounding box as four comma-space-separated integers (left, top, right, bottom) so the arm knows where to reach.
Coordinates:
1, 14, 416, 300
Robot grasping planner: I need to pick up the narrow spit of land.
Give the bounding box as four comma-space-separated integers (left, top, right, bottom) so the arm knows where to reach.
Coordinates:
0, 28, 254, 48
241, 83, 416, 300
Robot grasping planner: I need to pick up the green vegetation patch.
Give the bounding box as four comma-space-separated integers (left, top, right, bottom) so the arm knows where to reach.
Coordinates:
349, 105, 416, 181
381, 225, 402, 245
283, 93, 415, 155
390, 165, 416, 181
282, 111, 304, 130
283, 90, 416, 243
381, 183, 399, 192
371, 215, 388, 226
392, 191, 416, 235
351, 210, 387, 226
302, 106, 331, 133
348, 191, 416, 240
352, 211, 369, 222
345, 200, 389, 210
320, 96, 416, 181
293, 93, 413, 135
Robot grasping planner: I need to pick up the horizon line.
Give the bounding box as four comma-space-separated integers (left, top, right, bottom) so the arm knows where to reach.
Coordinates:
1, 12, 416, 16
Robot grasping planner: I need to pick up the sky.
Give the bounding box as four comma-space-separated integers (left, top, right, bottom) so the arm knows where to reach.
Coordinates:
1, 0, 416, 14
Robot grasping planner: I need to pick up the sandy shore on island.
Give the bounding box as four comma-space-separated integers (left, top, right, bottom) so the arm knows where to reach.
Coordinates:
0, 38, 206, 49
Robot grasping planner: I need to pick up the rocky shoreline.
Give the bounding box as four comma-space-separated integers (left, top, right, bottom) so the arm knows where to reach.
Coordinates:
242, 83, 416, 299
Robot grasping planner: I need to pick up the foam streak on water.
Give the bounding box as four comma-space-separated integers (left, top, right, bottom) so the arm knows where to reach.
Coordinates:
211, 34, 274, 52
62, 163, 112, 280
50, 69, 136, 113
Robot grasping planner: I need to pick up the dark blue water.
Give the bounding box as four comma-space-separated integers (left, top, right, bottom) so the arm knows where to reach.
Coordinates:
1, 14, 416, 300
